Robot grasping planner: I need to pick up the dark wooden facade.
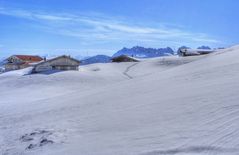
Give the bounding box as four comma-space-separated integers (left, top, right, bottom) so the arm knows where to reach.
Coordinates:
33, 55, 80, 73
111, 55, 139, 63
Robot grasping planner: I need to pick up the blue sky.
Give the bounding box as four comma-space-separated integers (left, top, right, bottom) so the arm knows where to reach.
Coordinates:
0, 0, 238, 57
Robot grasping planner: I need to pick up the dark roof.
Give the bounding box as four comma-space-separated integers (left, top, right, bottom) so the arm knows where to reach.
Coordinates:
111, 55, 139, 62
14, 55, 43, 62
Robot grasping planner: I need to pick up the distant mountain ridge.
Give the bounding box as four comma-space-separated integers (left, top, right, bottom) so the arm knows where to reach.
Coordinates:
113, 46, 174, 58
197, 46, 211, 50
80, 55, 112, 65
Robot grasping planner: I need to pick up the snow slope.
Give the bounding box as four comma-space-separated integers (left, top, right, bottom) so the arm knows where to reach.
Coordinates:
1, 46, 239, 155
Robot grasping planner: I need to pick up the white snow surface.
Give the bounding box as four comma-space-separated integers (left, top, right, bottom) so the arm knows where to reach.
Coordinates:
0, 67, 33, 76
1, 46, 239, 155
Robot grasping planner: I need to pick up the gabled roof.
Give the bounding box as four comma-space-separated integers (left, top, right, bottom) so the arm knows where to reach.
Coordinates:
47, 55, 80, 63
34, 55, 80, 66
14, 55, 43, 62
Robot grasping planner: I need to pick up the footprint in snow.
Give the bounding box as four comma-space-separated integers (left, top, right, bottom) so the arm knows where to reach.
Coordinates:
19, 129, 57, 150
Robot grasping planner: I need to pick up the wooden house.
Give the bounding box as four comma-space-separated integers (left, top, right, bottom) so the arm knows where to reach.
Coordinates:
5, 55, 43, 71
32, 55, 80, 73
111, 55, 139, 63
179, 49, 214, 57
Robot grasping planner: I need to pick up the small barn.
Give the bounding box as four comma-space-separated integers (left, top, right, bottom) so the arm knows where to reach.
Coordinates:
179, 49, 214, 57
111, 55, 139, 63
5, 55, 43, 71
32, 55, 80, 73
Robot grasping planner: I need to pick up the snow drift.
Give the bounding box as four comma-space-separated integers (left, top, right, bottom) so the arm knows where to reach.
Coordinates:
1, 46, 239, 155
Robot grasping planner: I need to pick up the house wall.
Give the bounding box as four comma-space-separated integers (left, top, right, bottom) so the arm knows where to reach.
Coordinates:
34, 57, 79, 73
19, 64, 31, 69
34, 62, 52, 72
5, 63, 32, 71
8, 56, 22, 63
5, 64, 20, 71
5, 56, 23, 71
53, 66, 78, 70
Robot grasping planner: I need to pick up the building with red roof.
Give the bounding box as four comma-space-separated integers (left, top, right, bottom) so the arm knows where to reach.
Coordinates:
5, 55, 43, 71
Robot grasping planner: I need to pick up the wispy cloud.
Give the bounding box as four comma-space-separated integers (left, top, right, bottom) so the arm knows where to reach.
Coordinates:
0, 7, 72, 21
0, 7, 220, 48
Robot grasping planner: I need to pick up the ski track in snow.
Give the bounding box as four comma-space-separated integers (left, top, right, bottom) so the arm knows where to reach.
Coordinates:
123, 62, 139, 79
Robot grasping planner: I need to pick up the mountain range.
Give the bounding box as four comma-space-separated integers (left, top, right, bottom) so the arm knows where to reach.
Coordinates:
79, 46, 176, 65
80, 55, 112, 65
113, 46, 174, 58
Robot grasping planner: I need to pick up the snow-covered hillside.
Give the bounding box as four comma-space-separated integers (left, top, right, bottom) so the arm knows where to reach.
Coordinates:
1, 46, 239, 155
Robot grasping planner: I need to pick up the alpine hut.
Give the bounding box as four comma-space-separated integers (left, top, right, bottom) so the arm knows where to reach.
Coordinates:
179, 49, 214, 57
111, 55, 139, 63
32, 55, 80, 73
5, 55, 43, 71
